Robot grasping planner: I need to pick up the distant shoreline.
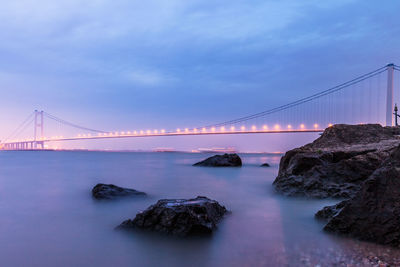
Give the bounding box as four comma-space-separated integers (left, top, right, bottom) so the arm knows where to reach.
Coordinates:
0, 149, 284, 155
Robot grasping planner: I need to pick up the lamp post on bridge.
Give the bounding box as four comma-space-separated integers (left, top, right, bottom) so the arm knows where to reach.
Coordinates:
394, 104, 400, 127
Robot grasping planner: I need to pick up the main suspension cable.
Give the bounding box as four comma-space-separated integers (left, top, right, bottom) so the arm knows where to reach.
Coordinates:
43, 112, 107, 133
199, 65, 388, 128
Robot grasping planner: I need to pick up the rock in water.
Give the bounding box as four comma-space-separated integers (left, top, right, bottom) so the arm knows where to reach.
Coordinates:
260, 163, 270, 167
117, 196, 228, 236
323, 145, 400, 246
92, 183, 146, 199
193, 153, 242, 167
273, 124, 400, 198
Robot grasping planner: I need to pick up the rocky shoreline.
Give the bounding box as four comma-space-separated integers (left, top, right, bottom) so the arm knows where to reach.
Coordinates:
273, 124, 400, 247
273, 124, 400, 198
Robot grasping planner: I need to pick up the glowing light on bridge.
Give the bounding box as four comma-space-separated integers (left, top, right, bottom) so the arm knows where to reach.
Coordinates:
161, 129, 165, 133
314, 123, 319, 129
154, 130, 158, 134
193, 128, 198, 133
220, 126, 225, 132
263, 125, 268, 130
241, 126, 245, 131
202, 127, 206, 132
230, 126, 235, 131
274, 124, 280, 130
211, 127, 216, 132
252, 125, 257, 131
300, 124, 305, 129
185, 128, 189, 133
328, 123, 333, 127
177, 128, 181, 133
287, 124, 292, 129
140, 130, 144, 135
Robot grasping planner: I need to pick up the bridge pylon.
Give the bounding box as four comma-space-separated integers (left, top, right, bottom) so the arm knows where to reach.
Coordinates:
34, 110, 44, 149
386, 63, 395, 126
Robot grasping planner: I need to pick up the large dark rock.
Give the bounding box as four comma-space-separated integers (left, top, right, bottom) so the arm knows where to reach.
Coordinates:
323, 145, 400, 246
92, 183, 146, 200
260, 163, 270, 167
273, 124, 400, 198
117, 196, 228, 236
193, 153, 242, 167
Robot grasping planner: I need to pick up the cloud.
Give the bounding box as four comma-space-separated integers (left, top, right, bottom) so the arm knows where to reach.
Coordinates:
125, 69, 176, 86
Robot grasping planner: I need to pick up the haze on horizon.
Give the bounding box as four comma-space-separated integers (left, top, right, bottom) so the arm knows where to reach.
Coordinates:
1, 0, 399, 151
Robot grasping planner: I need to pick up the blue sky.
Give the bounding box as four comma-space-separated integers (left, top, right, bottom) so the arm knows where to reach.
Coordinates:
1, 0, 400, 150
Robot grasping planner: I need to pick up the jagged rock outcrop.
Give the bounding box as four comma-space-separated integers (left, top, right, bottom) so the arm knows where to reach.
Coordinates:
260, 163, 270, 167
273, 124, 400, 198
117, 196, 228, 236
92, 183, 146, 200
315, 200, 349, 221
193, 153, 242, 167
322, 145, 400, 246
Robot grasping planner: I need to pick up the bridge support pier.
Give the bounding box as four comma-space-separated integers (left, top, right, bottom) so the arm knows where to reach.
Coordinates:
386, 63, 395, 126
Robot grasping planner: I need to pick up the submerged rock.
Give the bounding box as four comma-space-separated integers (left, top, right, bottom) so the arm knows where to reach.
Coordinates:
273, 124, 400, 198
117, 196, 228, 236
193, 153, 242, 167
323, 145, 400, 246
92, 183, 146, 200
260, 163, 270, 167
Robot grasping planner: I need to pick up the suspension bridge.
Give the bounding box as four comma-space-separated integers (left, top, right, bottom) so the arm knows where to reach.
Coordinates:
1, 63, 400, 150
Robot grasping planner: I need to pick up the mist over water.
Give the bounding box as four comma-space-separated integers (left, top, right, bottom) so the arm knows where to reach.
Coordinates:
1, 151, 399, 266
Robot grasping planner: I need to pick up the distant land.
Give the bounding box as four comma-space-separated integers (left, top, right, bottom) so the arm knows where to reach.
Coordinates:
6, 148, 284, 154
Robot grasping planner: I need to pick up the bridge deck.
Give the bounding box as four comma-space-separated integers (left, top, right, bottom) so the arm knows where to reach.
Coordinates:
1, 129, 323, 145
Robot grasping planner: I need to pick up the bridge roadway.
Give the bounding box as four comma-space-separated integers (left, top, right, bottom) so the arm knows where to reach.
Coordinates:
0, 128, 324, 150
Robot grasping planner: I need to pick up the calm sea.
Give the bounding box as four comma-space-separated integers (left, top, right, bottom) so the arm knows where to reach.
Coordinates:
0, 151, 398, 266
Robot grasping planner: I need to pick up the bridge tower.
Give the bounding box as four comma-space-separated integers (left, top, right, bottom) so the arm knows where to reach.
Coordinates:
386, 63, 395, 126
34, 110, 44, 149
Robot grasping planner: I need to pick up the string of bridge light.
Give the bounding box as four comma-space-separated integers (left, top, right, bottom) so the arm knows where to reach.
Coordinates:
6, 122, 327, 142
71, 122, 325, 139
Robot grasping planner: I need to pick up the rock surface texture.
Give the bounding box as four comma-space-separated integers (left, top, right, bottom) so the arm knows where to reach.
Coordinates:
315, 200, 349, 221
92, 183, 146, 199
323, 145, 400, 246
117, 196, 228, 236
273, 124, 400, 198
193, 153, 242, 167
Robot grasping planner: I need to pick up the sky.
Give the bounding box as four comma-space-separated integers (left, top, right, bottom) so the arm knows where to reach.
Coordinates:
1, 0, 400, 151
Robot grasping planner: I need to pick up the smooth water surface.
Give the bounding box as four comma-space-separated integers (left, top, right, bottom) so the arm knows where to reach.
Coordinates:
0, 151, 399, 266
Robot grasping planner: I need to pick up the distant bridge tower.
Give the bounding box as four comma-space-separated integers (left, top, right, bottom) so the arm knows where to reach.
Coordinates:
386, 63, 395, 126
34, 110, 44, 149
